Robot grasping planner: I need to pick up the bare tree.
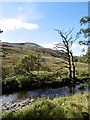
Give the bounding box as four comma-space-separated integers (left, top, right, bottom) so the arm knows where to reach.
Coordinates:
54, 28, 79, 94
54, 28, 79, 84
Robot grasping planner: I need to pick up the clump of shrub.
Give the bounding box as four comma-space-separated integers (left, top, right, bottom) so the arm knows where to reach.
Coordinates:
2, 71, 61, 94
76, 69, 89, 78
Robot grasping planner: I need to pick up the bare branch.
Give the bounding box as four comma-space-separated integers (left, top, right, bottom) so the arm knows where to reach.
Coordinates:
63, 65, 69, 69
59, 49, 67, 53
68, 36, 73, 42
54, 45, 67, 51
72, 34, 79, 44
54, 29, 67, 42
55, 43, 64, 46
61, 61, 69, 65
66, 28, 74, 38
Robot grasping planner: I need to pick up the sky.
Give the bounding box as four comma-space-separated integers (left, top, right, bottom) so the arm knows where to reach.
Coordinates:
0, 2, 89, 56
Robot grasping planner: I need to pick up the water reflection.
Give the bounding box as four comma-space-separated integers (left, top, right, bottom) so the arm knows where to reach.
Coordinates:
27, 86, 70, 98
17, 91, 29, 100
2, 93, 17, 104
1, 84, 90, 104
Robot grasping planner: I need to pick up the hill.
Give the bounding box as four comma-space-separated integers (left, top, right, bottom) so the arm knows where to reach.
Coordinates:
1, 42, 88, 77
1, 42, 63, 57
1, 42, 43, 51
1, 42, 65, 70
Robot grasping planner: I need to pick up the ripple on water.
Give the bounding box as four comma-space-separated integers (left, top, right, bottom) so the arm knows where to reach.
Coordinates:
1, 84, 90, 104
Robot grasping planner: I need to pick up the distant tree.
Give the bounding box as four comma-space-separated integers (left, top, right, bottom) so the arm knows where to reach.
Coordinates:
54, 28, 79, 80
35, 54, 45, 75
78, 16, 90, 74
78, 16, 90, 46
14, 55, 36, 76
13, 54, 44, 76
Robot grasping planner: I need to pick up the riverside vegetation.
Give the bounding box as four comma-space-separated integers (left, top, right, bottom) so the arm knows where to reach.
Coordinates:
1, 92, 90, 119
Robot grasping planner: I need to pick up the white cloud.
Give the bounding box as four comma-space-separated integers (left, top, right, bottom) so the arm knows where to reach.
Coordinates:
1, 38, 7, 42
0, 18, 39, 32
41, 42, 88, 56
17, 6, 24, 12
71, 44, 88, 56
17, 5, 43, 21
41, 42, 58, 49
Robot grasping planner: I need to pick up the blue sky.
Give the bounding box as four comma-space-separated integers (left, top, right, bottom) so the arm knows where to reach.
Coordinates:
0, 2, 88, 56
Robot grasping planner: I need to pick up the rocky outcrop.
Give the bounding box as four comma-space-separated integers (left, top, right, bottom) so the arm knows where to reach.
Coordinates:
2, 98, 35, 113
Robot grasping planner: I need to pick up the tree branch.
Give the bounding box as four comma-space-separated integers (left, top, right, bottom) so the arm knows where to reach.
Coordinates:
66, 28, 74, 38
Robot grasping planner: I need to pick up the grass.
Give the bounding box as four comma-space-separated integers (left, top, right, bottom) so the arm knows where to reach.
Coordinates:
1, 92, 90, 120
2, 43, 89, 79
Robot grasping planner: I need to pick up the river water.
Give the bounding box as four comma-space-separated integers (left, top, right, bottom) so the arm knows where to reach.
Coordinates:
1, 84, 90, 104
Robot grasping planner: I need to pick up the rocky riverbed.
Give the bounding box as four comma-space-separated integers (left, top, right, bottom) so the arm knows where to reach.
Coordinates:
2, 98, 36, 113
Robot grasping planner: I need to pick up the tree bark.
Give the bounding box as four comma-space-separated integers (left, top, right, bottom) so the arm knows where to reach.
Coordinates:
70, 52, 75, 79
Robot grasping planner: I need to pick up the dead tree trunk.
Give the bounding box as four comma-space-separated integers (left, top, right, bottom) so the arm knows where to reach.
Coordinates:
70, 52, 75, 79
67, 49, 72, 79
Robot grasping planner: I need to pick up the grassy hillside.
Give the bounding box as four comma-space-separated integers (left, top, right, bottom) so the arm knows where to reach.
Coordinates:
1, 42, 89, 79
1, 42, 65, 70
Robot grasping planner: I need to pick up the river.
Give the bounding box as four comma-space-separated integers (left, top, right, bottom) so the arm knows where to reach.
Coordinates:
1, 83, 90, 104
